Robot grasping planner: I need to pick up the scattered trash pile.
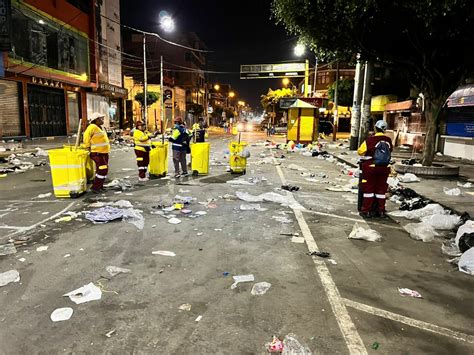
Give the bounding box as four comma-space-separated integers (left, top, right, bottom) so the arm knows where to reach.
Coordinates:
104, 178, 133, 192
265, 333, 312, 354
150, 195, 209, 225
85, 201, 145, 230
389, 184, 473, 275
0, 147, 48, 174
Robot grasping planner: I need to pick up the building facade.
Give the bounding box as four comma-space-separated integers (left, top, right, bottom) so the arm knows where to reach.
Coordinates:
1, 0, 96, 138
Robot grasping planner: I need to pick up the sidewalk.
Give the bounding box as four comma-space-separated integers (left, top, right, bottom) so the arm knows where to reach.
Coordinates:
327, 146, 474, 217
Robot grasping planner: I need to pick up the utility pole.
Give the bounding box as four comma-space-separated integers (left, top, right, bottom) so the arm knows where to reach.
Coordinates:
313, 56, 318, 97
332, 60, 339, 141
359, 61, 374, 146
350, 55, 364, 150
304, 59, 309, 97
160, 55, 165, 132
142, 34, 148, 128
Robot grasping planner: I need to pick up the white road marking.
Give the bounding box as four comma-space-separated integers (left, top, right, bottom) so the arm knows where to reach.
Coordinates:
2, 201, 76, 239
344, 298, 474, 344
276, 166, 368, 354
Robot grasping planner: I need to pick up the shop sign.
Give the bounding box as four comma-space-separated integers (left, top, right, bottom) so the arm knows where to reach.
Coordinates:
32, 77, 64, 88
0, 0, 11, 52
99, 82, 127, 96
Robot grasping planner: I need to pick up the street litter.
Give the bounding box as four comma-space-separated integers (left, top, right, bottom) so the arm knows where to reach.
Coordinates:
348, 223, 382, 242
281, 184, 300, 192
122, 208, 145, 230
0, 269, 20, 287
64, 254, 71, 258
328, 259, 338, 265
326, 186, 352, 192
195, 211, 207, 216
104, 178, 132, 191
458, 248, 474, 275
372, 342, 380, 350
404, 222, 439, 242
112, 200, 133, 208
251, 282, 271, 296
35, 192, 52, 199
287, 163, 307, 171
34, 147, 48, 156
36, 246, 49, 252
420, 214, 461, 230
178, 303, 192, 311
174, 195, 195, 204
282, 333, 312, 355
226, 179, 254, 185
50, 307, 73, 322
195, 315, 203, 322
152, 250, 176, 257
105, 329, 116, 338
18, 258, 26, 262
399, 173, 420, 183
308, 251, 331, 258
0, 243, 17, 256
106, 266, 131, 277
291, 236, 305, 243
441, 239, 462, 257
236, 190, 303, 209
305, 178, 320, 183
230, 274, 255, 289
398, 288, 423, 298
443, 187, 461, 196
266, 336, 284, 353
455, 220, 474, 252
457, 182, 473, 188
388, 204, 447, 220
64, 282, 102, 304
272, 215, 292, 224
85, 206, 123, 223
240, 204, 267, 211
55, 216, 73, 223
168, 217, 182, 224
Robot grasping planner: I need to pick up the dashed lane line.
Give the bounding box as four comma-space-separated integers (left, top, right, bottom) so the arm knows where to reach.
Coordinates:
343, 298, 474, 344
276, 166, 368, 354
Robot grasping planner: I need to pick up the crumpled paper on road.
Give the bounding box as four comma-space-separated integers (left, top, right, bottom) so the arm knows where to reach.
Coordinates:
63, 282, 102, 304
348, 223, 382, 242
0, 270, 20, 287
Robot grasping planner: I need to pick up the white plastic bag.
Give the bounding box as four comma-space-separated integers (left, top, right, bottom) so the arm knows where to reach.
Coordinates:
348, 223, 382, 242
251, 282, 272, 296
443, 187, 461, 196
399, 173, 420, 183
458, 248, 474, 275
388, 204, 447, 220
420, 214, 461, 230
455, 220, 474, 248
230, 274, 255, 289
404, 222, 439, 242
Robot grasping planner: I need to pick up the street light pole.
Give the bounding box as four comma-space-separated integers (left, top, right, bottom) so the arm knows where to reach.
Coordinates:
160, 55, 165, 133
313, 56, 318, 97
332, 60, 339, 142
143, 34, 148, 128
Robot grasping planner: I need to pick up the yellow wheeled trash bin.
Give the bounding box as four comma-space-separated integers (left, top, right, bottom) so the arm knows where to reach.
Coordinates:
229, 142, 248, 174
149, 141, 168, 178
63, 144, 94, 182
48, 148, 89, 198
191, 142, 210, 176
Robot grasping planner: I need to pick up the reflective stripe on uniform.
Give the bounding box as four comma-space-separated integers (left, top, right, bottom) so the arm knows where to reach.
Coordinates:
50, 164, 82, 169
172, 143, 183, 147
361, 179, 367, 183
95, 174, 106, 179
135, 143, 150, 147
136, 157, 144, 161
98, 165, 108, 170
375, 194, 386, 199
91, 142, 109, 147
363, 193, 375, 198
138, 167, 147, 170
53, 179, 85, 191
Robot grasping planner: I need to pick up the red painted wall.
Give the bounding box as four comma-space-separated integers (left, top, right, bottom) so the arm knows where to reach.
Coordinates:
24, 0, 92, 36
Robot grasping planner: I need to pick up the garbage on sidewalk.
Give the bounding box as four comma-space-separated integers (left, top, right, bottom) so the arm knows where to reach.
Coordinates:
399, 173, 421, 183
308, 251, 331, 258
230, 274, 255, 289
420, 214, 461, 230
455, 220, 474, 252
0, 243, 17, 256
152, 250, 176, 257
0, 269, 20, 287
457, 182, 473, 188
240, 204, 268, 211
63, 282, 102, 304
443, 187, 461, 196
265, 334, 312, 354
178, 303, 192, 311
50, 307, 74, 322
266, 336, 284, 353
251, 282, 271, 296
85, 205, 144, 230
388, 204, 447, 220
235, 190, 303, 209
458, 248, 474, 275
348, 223, 382, 242
281, 184, 300, 192
398, 287, 423, 298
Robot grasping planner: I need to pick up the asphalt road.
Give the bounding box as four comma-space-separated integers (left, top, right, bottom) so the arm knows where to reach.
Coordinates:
0, 131, 473, 354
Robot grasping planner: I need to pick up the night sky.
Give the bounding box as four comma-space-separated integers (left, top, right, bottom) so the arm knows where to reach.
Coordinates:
120, 0, 300, 110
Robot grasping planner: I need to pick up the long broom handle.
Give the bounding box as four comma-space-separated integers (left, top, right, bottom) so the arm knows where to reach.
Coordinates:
74, 118, 84, 150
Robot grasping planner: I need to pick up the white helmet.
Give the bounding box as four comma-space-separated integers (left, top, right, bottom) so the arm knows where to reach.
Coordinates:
88, 112, 105, 123
375, 120, 388, 131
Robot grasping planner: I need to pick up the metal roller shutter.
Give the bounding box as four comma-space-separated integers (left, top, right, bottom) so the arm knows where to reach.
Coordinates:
0, 80, 23, 137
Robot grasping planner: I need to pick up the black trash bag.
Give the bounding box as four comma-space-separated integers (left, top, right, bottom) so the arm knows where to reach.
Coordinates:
401, 158, 418, 165
459, 232, 474, 253
400, 197, 430, 211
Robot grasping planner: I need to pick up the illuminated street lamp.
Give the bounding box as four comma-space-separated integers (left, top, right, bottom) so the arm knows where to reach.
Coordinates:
228, 91, 235, 98
294, 43, 305, 57
282, 77, 290, 87
214, 84, 220, 91
159, 12, 175, 32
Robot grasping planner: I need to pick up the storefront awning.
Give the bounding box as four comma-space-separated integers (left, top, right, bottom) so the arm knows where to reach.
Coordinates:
384, 100, 414, 112
447, 84, 474, 108
288, 99, 317, 109
371, 95, 397, 113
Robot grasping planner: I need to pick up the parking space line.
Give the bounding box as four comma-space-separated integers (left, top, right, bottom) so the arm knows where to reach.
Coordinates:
276, 166, 368, 354
343, 298, 474, 344
3, 201, 76, 239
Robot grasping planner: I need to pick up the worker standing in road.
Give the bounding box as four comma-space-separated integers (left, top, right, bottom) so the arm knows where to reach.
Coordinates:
357, 120, 393, 218
169, 117, 190, 178
83, 112, 110, 194
133, 121, 155, 182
